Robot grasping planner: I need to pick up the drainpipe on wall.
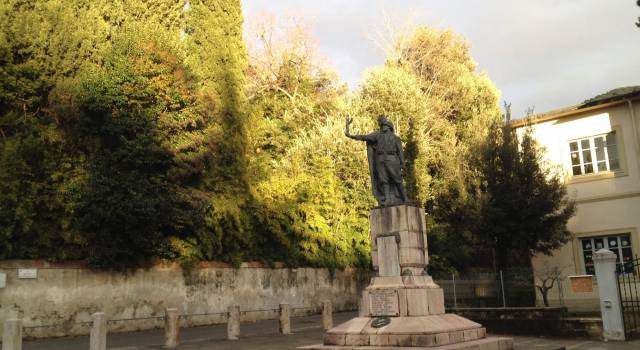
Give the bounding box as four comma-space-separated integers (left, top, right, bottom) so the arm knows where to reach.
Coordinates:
627, 99, 640, 175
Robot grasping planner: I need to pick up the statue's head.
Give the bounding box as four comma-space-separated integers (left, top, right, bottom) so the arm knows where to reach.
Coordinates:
377, 115, 394, 132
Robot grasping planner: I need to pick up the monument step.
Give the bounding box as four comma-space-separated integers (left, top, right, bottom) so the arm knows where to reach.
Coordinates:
298, 336, 514, 350
321, 314, 487, 347
327, 313, 481, 335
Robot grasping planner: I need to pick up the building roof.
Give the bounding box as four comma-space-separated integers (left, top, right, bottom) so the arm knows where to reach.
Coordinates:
582, 86, 640, 107
511, 86, 640, 128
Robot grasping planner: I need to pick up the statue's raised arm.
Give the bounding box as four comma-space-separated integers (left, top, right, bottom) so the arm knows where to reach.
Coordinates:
344, 114, 408, 207
344, 116, 377, 142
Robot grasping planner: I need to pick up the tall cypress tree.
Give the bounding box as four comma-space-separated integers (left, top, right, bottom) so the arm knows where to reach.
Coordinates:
181, 0, 253, 266
478, 120, 576, 270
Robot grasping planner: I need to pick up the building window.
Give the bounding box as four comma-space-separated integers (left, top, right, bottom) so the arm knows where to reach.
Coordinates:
581, 234, 633, 274
569, 131, 620, 176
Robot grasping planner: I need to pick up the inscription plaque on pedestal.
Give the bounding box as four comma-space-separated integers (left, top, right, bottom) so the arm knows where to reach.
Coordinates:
369, 289, 399, 316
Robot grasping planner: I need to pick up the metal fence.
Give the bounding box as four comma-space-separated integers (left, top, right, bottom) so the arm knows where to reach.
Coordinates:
435, 269, 536, 308
617, 255, 640, 338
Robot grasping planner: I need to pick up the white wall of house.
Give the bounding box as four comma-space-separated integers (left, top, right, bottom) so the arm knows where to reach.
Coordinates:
516, 99, 640, 312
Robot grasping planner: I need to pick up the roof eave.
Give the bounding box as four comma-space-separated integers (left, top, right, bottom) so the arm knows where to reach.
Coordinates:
510, 96, 640, 128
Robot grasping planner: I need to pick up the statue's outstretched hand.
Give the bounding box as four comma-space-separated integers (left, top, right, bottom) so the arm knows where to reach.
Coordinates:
345, 116, 353, 135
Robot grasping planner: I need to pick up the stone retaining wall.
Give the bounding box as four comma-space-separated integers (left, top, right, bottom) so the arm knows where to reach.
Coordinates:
450, 307, 603, 339
0, 260, 369, 339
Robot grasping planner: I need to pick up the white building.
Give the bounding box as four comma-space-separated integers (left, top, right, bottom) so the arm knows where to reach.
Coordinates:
512, 87, 640, 312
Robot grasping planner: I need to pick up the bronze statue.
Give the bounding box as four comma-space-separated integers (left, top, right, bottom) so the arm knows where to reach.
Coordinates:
345, 115, 408, 207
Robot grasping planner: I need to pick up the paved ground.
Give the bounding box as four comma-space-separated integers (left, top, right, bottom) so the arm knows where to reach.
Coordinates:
22, 312, 640, 350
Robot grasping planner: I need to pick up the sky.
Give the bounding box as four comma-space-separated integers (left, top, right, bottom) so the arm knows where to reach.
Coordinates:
242, 1, 640, 118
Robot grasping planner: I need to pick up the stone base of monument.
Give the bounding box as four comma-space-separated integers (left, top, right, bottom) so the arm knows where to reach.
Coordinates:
298, 205, 513, 350
299, 277, 513, 350
299, 309, 512, 349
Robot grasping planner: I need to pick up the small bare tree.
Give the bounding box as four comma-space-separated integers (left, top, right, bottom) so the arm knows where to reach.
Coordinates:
535, 265, 568, 307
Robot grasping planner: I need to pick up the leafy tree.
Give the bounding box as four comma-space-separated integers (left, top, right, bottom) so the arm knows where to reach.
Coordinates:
0, 118, 82, 259
394, 27, 501, 134
64, 26, 203, 268
478, 117, 576, 270
245, 15, 346, 173
166, 0, 254, 267
0, 0, 111, 260
245, 15, 370, 269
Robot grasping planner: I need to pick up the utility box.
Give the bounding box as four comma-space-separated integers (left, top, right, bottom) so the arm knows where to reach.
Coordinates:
0, 272, 6, 288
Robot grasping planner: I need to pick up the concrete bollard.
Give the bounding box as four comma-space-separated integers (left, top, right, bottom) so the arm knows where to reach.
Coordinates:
322, 300, 333, 331
164, 308, 179, 348
2, 319, 22, 350
279, 303, 292, 335
90, 312, 107, 350
227, 305, 240, 340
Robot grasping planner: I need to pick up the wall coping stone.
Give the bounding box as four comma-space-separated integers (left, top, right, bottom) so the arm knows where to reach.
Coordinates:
0, 260, 303, 270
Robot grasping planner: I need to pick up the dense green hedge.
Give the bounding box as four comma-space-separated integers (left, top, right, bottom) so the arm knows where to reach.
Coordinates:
0, 0, 373, 270
0, 0, 252, 268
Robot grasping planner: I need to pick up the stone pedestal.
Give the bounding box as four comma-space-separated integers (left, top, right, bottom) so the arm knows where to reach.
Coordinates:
299, 205, 513, 350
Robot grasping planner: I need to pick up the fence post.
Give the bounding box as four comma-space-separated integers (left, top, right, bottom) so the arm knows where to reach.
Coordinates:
557, 275, 565, 306
279, 303, 292, 334
452, 273, 457, 309
2, 319, 22, 350
322, 300, 333, 331
594, 249, 625, 341
90, 312, 107, 350
164, 308, 179, 348
227, 305, 240, 340
500, 270, 506, 307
